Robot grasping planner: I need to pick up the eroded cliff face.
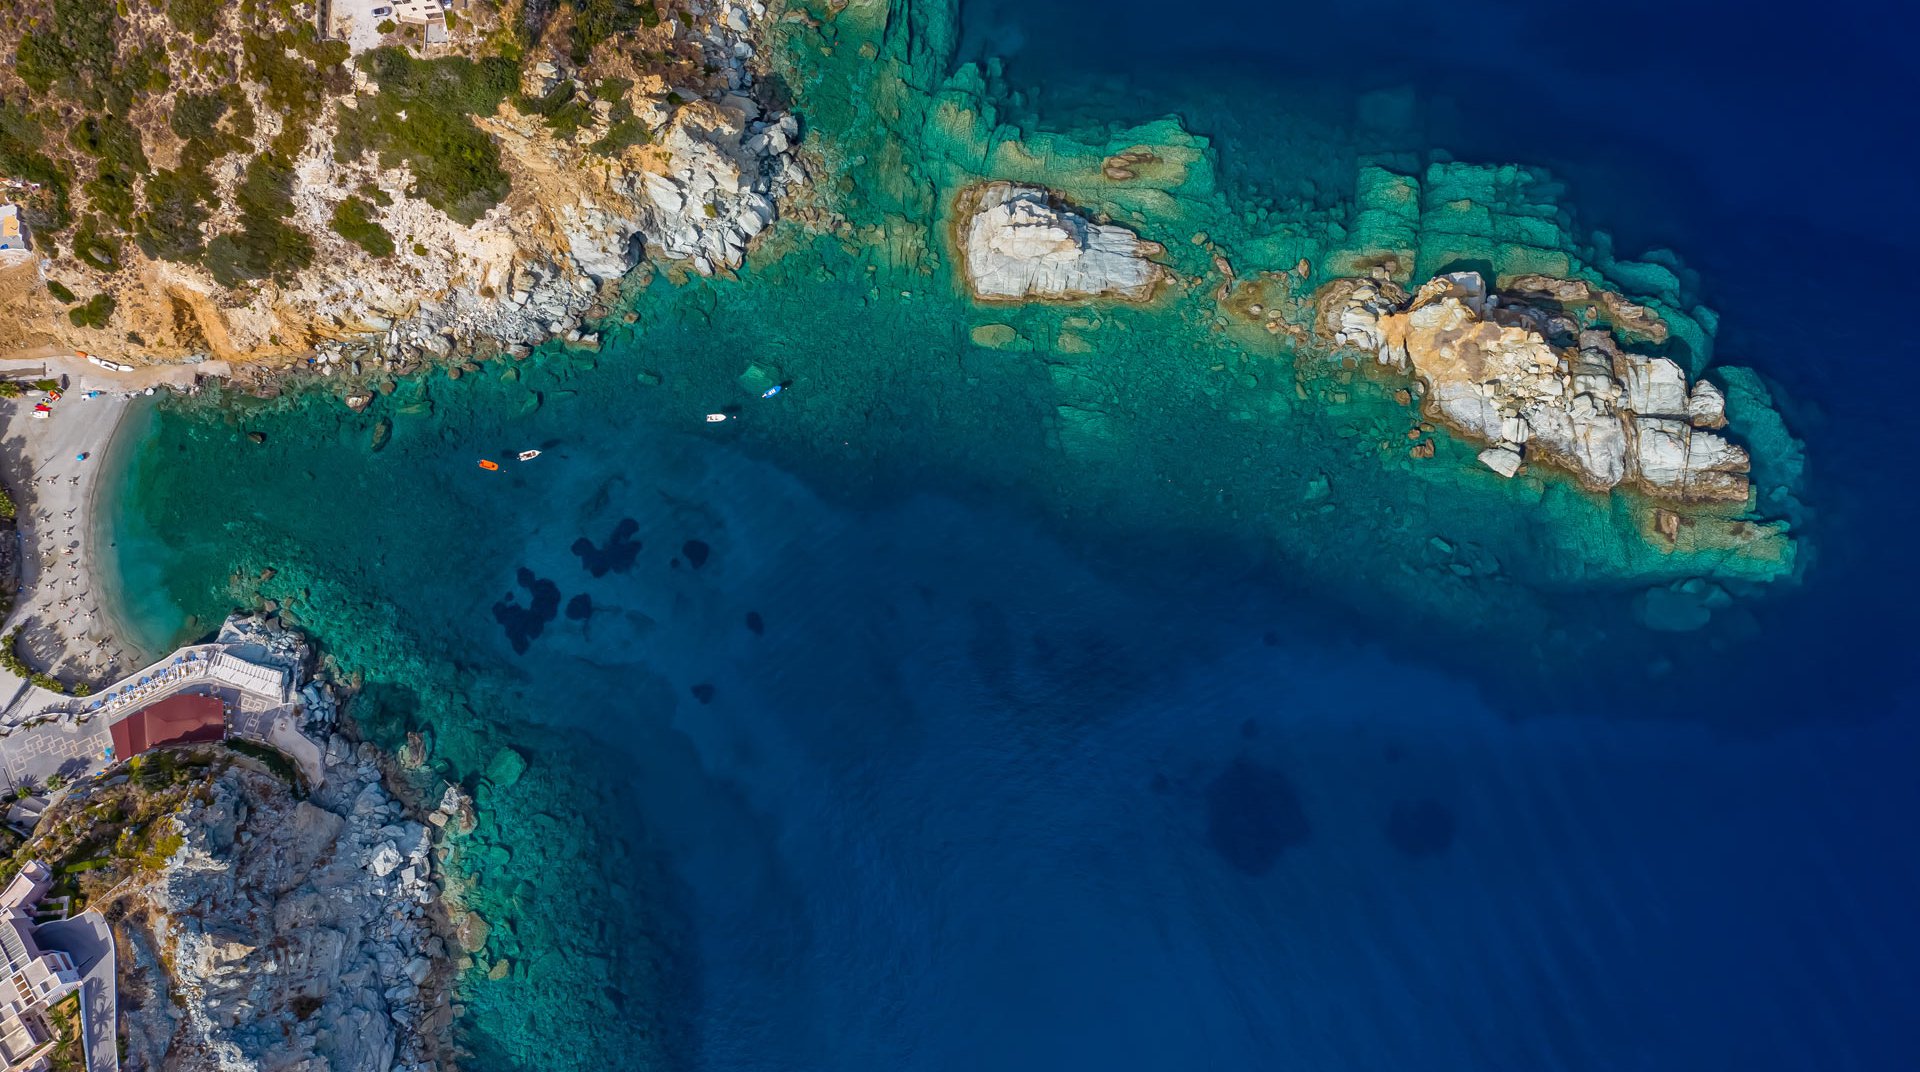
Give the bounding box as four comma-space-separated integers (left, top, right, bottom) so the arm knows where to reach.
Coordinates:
117, 751, 454, 1072
268, 80, 801, 373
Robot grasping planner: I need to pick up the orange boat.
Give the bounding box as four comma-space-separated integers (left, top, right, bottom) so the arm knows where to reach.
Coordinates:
478, 459, 500, 471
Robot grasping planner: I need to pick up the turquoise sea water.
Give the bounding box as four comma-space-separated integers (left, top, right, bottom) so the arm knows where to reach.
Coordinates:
100, 0, 1919, 1067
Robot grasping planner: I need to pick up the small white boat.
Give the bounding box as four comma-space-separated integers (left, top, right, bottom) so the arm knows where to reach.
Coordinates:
517, 450, 541, 461
705, 413, 731, 423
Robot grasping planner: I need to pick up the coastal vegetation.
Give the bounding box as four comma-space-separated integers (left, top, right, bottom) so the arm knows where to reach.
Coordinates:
336, 48, 518, 225
67, 292, 115, 328
0, 747, 219, 905
42, 993, 83, 1072
1, 628, 72, 693
329, 196, 396, 257
0, 0, 733, 357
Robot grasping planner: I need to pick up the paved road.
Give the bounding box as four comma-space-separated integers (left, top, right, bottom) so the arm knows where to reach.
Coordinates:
36, 910, 119, 1072
0, 711, 108, 790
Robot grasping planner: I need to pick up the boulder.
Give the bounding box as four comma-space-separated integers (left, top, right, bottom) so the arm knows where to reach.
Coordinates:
366, 840, 403, 878
484, 745, 528, 788
957, 182, 1168, 303
1477, 445, 1523, 479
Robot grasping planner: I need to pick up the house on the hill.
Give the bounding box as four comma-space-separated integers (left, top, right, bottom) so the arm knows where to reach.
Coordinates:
0, 205, 28, 253
0, 861, 81, 1071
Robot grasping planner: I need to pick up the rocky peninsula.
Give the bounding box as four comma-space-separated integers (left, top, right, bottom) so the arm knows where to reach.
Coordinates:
118, 743, 457, 1072
0, 611, 464, 1072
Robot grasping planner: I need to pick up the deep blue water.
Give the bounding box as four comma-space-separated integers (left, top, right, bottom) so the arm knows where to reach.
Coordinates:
675, 3, 1920, 1066
556, 454, 1920, 1069
958, 0, 1920, 719
111, 1, 1920, 1067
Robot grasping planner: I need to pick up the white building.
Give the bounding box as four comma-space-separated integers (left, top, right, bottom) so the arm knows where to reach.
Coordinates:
0, 862, 80, 1071
390, 0, 448, 41
0, 206, 27, 253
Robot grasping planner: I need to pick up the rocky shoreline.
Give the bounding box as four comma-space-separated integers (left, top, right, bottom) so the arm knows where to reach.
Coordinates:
117, 737, 462, 1072
2, 0, 804, 387
0, 609, 473, 1072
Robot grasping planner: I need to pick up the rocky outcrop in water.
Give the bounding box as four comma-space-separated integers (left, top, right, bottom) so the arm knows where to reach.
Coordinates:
118, 745, 452, 1072
958, 182, 1168, 303
1319, 271, 1750, 502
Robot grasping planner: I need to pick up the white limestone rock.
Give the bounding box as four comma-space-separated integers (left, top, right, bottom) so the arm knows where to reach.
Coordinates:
1477, 445, 1524, 478
959, 182, 1168, 303
1320, 270, 1751, 503
1688, 377, 1728, 428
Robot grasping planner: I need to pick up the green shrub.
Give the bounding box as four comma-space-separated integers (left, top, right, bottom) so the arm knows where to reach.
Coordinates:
15, 0, 117, 95
69, 114, 150, 174
0, 103, 72, 233
136, 166, 216, 262
222, 85, 257, 139
205, 153, 314, 285
0, 485, 15, 518
0, 629, 63, 692
243, 32, 334, 125
328, 196, 395, 257
166, 0, 224, 40
71, 220, 120, 271
376, 18, 396, 33
68, 293, 116, 329
337, 48, 517, 224
46, 281, 76, 303
590, 118, 651, 154
169, 92, 229, 143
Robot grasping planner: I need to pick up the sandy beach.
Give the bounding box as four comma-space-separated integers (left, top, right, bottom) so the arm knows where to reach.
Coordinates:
0, 353, 229, 712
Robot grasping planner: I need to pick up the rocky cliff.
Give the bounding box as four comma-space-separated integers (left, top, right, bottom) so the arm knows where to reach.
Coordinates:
0, 0, 800, 374
117, 745, 454, 1072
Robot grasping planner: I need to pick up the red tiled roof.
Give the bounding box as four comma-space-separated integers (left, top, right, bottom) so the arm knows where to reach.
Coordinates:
110, 693, 225, 756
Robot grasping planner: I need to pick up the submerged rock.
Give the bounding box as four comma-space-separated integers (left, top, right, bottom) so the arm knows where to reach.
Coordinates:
957, 182, 1169, 303
485, 746, 529, 788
